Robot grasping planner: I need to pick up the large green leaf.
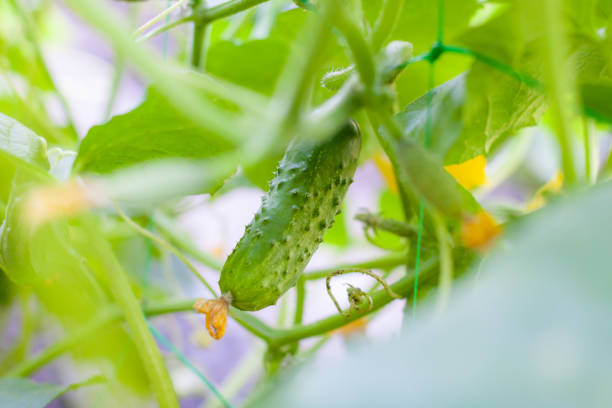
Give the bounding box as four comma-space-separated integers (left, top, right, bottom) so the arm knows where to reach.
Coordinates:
74, 89, 234, 175
394, 75, 465, 162
363, 0, 480, 53
206, 39, 290, 96
392, 137, 480, 218
0, 112, 48, 170
249, 182, 612, 407
0, 376, 102, 408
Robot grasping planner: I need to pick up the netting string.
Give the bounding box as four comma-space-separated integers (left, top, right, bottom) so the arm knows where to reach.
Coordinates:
412, 0, 445, 317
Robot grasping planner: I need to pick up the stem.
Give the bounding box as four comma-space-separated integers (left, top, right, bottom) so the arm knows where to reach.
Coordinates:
274, 8, 334, 126
86, 224, 179, 408
326, 268, 401, 316
104, 54, 124, 121
303, 251, 409, 281
136, 17, 192, 43
7, 307, 117, 377
432, 212, 452, 313
13, 256, 437, 375
269, 257, 438, 346
7, 0, 78, 143
114, 204, 218, 297
190, 0, 207, 69
65, 0, 249, 144
335, 16, 376, 89
583, 117, 598, 184
355, 212, 417, 238
0, 293, 36, 374
134, 0, 190, 36
293, 277, 306, 325
153, 210, 222, 271
538, 0, 578, 185
371, 0, 404, 51
195, 0, 270, 23
202, 343, 264, 408
191, 22, 207, 68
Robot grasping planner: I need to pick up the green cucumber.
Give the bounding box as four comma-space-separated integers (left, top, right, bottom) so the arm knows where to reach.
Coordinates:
219, 121, 361, 311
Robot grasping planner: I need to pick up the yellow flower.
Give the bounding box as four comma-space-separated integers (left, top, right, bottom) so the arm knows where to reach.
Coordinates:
372, 152, 398, 192
526, 171, 563, 212
460, 210, 502, 252
444, 155, 488, 190
193, 297, 229, 340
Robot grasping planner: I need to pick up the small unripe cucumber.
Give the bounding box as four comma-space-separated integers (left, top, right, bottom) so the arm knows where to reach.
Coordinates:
219, 122, 361, 311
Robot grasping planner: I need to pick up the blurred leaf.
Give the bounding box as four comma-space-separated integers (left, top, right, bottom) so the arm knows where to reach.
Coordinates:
243, 152, 283, 191
580, 81, 612, 123
0, 376, 102, 408
0, 112, 48, 170
74, 89, 234, 175
363, 0, 480, 53
249, 182, 612, 408
395, 75, 465, 162
206, 40, 290, 95
0, 174, 149, 393
392, 137, 480, 218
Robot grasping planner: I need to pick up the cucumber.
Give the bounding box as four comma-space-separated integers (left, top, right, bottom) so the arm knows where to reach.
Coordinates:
219, 121, 361, 311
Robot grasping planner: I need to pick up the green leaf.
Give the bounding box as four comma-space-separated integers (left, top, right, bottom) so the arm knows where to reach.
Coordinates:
248, 181, 612, 408
206, 39, 290, 95
364, 0, 480, 53
581, 81, 612, 122
392, 137, 480, 218
0, 376, 102, 408
74, 89, 234, 175
395, 75, 465, 162
0, 112, 49, 170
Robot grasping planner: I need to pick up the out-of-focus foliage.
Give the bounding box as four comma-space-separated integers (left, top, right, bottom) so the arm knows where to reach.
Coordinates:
248, 181, 612, 408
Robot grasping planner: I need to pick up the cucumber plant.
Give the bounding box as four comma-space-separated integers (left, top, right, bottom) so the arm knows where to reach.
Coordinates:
1, 0, 612, 407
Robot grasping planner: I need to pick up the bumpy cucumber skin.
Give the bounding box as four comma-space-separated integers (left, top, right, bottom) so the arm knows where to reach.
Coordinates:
219, 122, 361, 311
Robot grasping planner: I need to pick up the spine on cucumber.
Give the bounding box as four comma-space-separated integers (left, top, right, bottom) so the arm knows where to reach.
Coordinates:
219, 121, 361, 311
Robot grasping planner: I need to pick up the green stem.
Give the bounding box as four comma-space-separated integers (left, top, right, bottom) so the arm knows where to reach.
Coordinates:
335, 16, 376, 89
134, 0, 190, 36
190, 0, 207, 68
64, 0, 250, 144
203, 343, 264, 408
191, 22, 207, 68
355, 212, 417, 238
583, 117, 598, 184
114, 204, 218, 297
195, 0, 270, 22
371, 0, 404, 51
7, 307, 117, 377
104, 54, 124, 121
7, 0, 78, 143
136, 17, 192, 42
537, 0, 578, 185
12, 255, 435, 376
153, 210, 223, 271
86, 225, 179, 408
275, 8, 334, 126
432, 212, 452, 313
268, 257, 438, 346
303, 251, 409, 281
293, 277, 306, 325
0, 293, 36, 374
